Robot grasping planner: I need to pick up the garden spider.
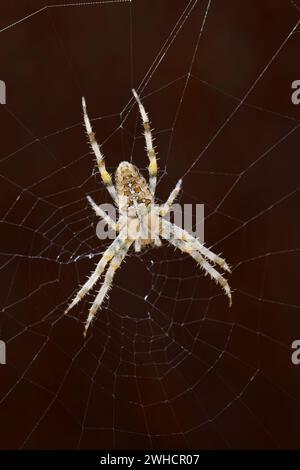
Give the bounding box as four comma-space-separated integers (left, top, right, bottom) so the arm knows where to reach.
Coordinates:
65, 89, 232, 336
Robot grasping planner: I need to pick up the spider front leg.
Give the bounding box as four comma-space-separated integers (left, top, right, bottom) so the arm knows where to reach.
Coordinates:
132, 89, 157, 195
82, 97, 118, 203
84, 239, 133, 336
160, 219, 232, 306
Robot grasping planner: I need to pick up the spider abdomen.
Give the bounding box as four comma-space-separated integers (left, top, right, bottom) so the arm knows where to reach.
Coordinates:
115, 161, 152, 207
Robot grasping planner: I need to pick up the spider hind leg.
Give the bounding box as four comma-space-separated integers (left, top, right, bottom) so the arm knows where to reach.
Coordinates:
84, 240, 132, 336
160, 220, 232, 306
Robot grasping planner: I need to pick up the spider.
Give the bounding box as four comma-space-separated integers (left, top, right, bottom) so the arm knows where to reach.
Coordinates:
65, 89, 232, 336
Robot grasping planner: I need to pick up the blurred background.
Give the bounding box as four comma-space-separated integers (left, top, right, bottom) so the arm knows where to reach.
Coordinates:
0, 0, 300, 449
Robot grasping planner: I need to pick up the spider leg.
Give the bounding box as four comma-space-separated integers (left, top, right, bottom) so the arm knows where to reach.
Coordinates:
191, 239, 231, 273
133, 229, 161, 251
84, 239, 132, 336
162, 219, 231, 273
134, 239, 141, 252
82, 97, 117, 203
159, 179, 182, 217
87, 195, 119, 232
153, 234, 162, 247
134, 208, 161, 250
64, 229, 127, 314
132, 89, 157, 196
149, 211, 162, 246
160, 220, 232, 306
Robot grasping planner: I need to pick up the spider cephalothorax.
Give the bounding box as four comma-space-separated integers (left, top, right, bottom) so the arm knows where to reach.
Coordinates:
65, 89, 232, 336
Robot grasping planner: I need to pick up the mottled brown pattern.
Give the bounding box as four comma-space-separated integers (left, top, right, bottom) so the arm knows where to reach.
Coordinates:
115, 162, 153, 207
88, 131, 96, 143
143, 121, 151, 131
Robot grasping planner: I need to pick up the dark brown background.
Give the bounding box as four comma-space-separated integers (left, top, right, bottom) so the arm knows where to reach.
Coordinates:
0, 0, 300, 450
